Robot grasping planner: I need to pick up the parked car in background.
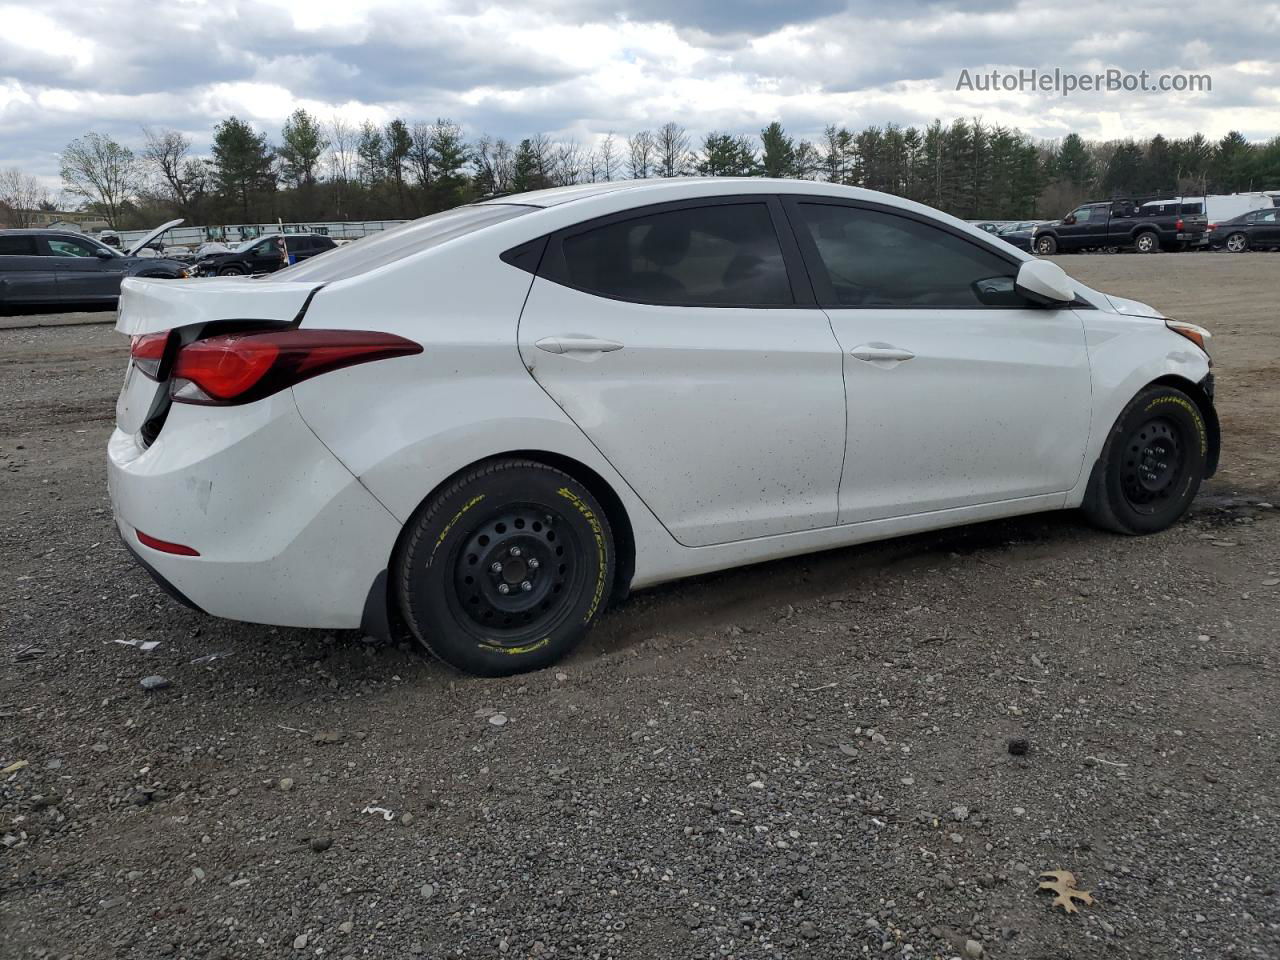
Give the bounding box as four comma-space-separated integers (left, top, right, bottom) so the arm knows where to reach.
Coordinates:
1207, 208, 1280, 252
109, 178, 1218, 676
193, 233, 337, 276
0, 222, 187, 309
994, 220, 1042, 252
1032, 199, 1207, 254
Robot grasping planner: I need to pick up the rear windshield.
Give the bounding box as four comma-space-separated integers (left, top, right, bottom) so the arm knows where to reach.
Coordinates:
267, 204, 533, 282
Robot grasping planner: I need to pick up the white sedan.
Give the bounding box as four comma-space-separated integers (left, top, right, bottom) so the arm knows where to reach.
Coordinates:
108, 179, 1219, 675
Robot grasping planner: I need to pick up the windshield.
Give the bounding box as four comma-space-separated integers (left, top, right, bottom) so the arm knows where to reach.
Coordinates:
266, 204, 533, 283
232, 236, 269, 252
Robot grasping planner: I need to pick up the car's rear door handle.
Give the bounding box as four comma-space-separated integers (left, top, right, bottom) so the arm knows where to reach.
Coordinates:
850, 343, 915, 363
535, 336, 625, 355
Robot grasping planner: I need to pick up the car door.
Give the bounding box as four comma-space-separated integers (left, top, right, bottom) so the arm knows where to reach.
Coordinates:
47, 235, 126, 300
1053, 205, 1091, 250
0, 235, 60, 304
1252, 209, 1280, 245
783, 198, 1093, 525
516, 196, 847, 547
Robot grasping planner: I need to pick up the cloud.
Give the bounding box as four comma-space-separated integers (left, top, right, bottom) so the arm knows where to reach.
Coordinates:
1, 0, 1277, 184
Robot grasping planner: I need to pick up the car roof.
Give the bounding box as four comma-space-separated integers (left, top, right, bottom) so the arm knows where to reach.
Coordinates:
0, 228, 101, 241
475, 177, 927, 209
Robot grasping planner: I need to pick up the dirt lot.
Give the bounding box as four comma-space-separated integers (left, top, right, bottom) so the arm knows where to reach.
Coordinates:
1, 254, 1277, 960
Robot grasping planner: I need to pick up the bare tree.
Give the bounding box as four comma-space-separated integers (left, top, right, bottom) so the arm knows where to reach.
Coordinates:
472, 136, 515, 195
656, 121, 691, 178
325, 116, 356, 218
598, 132, 618, 182
553, 141, 585, 186
59, 132, 141, 227
627, 129, 655, 179
140, 128, 207, 220
409, 122, 434, 188
0, 167, 49, 227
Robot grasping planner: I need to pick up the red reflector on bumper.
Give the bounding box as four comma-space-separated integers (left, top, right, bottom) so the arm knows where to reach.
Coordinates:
136, 530, 200, 556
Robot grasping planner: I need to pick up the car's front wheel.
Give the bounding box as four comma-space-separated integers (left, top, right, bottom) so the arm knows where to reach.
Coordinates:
1034, 234, 1058, 256
1084, 385, 1208, 535
396, 459, 614, 676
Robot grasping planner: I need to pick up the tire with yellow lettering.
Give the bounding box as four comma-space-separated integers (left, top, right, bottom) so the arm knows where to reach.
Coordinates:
1084, 385, 1208, 535
397, 459, 613, 676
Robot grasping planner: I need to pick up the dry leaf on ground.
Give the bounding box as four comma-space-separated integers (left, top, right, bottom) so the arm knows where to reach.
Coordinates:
1038, 870, 1095, 914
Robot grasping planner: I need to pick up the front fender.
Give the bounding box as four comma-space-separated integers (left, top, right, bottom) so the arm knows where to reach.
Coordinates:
1067, 312, 1213, 505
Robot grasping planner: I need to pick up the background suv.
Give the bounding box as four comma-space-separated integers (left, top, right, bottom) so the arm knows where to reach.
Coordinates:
0, 228, 186, 309
194, 233, 337, 276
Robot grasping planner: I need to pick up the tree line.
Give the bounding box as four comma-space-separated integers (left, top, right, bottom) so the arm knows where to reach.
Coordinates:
3, 111, 1278, 231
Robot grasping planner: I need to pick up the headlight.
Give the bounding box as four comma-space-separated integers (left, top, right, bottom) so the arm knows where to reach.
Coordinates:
1166, 319, 1211, 354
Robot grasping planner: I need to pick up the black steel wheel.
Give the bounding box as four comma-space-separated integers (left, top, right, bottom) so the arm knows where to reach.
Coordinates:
1084, 385, 1209, 534
397, 459, 614, 675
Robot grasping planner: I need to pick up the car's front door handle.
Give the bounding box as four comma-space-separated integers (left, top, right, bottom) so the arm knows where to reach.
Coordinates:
535, 336, 625, 355
850, 343, 915, 363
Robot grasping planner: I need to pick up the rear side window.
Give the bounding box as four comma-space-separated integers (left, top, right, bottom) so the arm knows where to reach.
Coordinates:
268, 204, 532, 282
794, 203, 1020, 308
555, 203, 792, 307
0, 237, 38, 256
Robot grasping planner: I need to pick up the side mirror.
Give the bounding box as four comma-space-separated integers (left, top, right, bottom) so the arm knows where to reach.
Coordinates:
1062, 214, 1077, 225
95, 249, 114, 260
1015, 259, 1075, 306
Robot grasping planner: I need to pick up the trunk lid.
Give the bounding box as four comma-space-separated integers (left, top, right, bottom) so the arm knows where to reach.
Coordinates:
116, 276, 322, 335
114, 276, 323, 439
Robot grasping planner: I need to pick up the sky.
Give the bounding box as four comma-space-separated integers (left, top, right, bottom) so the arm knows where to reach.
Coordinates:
3, 0, 1279, 191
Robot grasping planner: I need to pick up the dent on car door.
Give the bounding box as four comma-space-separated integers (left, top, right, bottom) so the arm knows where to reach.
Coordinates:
784, 199, 1093, 524
516, 197, 847, 547
0, 236, 59, 303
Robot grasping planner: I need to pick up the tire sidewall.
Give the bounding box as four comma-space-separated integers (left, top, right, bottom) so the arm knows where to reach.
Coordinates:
1134, 232, 1158, 253
1036, 235, 1057, 256
400, 464, 614, 675
1102, 388, 1209, 534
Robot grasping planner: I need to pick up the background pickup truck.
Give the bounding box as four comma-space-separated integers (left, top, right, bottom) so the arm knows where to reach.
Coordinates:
1031, 199, 1208, 255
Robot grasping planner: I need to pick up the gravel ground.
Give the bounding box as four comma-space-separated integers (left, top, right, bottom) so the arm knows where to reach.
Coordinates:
2, 255, 1278, 960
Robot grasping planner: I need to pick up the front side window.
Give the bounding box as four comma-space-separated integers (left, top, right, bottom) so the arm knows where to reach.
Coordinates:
794, 203, 1021, 308
47, 237, 100, 258
1071, 206, 1096, 223
557, 203, 792, 307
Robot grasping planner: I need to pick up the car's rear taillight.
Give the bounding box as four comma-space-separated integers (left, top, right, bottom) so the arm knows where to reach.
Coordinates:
1207, 223, 1217, 232
170, 329, 422, 405
130, 332, 169, 380
1175, 218, 1184, 231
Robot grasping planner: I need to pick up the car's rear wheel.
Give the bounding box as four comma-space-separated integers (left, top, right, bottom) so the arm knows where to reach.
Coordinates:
1034, 234, 1057, 256
1083, 385, 1208, 535
1225, 232, 1249, 253
396, 459, 614, 676
217, 265, 247, 276
1133, 231, 1159, 253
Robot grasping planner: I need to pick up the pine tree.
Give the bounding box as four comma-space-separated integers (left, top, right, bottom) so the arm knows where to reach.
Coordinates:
210, 117, 275, 221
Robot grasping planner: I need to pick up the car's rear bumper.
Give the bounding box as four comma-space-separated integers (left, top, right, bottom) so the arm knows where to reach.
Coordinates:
107, 393, 402, 630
